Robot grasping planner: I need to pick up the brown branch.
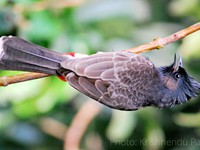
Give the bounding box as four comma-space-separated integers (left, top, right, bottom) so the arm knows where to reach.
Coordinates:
126, 22, 200, 53
0, 73, 49, 86
64, 101, 101, 150
39, 117, 68, 140
0, 22, 200, 86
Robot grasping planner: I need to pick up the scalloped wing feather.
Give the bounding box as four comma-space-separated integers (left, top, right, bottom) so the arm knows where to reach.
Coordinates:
62, 52, 161, 110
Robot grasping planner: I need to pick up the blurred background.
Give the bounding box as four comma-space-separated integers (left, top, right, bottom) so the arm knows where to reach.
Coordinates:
0, 0, 200, 149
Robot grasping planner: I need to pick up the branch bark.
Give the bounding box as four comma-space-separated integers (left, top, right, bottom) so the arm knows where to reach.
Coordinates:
126, 22, 200, 53
0, 72, 49, 86
64, 101, 101, 150
0, 22, 200, 86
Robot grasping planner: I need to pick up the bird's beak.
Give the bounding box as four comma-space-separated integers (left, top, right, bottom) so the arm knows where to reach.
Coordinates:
172, 53, 182, 72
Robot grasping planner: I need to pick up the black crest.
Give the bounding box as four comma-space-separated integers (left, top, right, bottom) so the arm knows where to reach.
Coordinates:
159, 54, 200, 105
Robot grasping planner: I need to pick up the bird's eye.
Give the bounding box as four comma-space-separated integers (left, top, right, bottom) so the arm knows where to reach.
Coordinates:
174, 73, 181, 79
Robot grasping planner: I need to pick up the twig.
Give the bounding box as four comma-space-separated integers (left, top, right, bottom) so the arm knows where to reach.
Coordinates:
39, 117, 68, 140
126, 22, 200, 53
64, 101, 101, 150
0, 73, 49, 86
0, 22, 200, 86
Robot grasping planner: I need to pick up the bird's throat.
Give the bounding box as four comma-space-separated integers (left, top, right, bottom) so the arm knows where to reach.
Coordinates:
163, 76, 178, 90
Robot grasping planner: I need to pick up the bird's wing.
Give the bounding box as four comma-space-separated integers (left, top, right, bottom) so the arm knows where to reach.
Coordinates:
103, 53, 161, 110
61, 52, 114, 79
61, 52, 160, 110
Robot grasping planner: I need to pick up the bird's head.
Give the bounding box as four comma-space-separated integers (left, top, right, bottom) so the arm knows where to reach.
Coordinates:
159, 54, 200, 104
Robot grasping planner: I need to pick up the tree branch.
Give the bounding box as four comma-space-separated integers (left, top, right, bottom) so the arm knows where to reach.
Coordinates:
126, 22, 200, 53
64, 101, 101, 150
0, 22, 200, 86
0, 73, 49, 86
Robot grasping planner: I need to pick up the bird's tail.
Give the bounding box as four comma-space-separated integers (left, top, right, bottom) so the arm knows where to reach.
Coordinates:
0, 36, 69, 75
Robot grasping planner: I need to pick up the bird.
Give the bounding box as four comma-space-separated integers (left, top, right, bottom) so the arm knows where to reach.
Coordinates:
0, 36, 200, 111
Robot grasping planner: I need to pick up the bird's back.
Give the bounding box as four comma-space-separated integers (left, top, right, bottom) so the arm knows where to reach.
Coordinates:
60, 52, 163, 110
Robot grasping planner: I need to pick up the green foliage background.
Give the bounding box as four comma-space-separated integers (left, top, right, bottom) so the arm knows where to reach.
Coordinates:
0, 0, 200, 149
